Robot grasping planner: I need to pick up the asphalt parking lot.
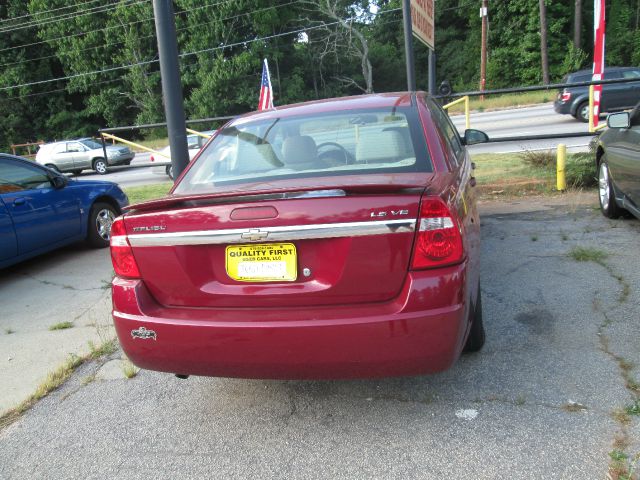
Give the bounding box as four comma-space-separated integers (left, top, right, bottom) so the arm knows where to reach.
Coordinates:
1, 193, 639, 479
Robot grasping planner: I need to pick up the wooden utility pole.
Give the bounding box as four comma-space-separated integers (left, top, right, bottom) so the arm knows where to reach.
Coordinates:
574, 0, 582, 48
539, 0, 549, 85
480, 0, 488, 97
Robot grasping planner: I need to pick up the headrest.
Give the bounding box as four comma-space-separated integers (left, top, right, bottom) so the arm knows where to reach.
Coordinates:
282, 136, 318, 167
356, 129, 404, 163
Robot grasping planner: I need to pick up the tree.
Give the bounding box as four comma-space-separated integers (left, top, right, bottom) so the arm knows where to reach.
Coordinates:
301, 0, 374, 93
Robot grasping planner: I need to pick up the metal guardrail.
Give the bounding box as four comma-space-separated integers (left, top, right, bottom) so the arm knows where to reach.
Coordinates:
443, 96, 470, 130
439, 76, 640, 137
440, 76, 640, 99
97, 116, 228, 177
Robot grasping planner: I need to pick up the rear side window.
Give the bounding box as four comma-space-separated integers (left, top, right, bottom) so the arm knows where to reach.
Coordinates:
426, 98, 463, 164
175, 107, 431, 194
604, 71, 622, 80
622, 70, 640, 79
572, 74, 592, 83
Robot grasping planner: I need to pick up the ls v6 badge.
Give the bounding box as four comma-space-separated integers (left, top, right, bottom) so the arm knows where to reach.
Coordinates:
370, 210, 409, 217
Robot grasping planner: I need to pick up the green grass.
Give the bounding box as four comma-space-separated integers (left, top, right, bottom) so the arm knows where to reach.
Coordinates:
49, 321, 73, 331
124, 183, 173, 204
447, 90, 552, 115
472, 152, 596, 196
568, 246, 608, 264
625, 399, 640, 416
122, 360, 138, 379
88, 338, 118, 359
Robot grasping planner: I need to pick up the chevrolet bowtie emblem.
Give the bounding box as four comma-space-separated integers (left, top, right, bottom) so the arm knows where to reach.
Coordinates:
240, 229, 269, 241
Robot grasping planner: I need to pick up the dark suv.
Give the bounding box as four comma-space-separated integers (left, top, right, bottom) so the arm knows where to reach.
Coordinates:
554, 67, 640, 122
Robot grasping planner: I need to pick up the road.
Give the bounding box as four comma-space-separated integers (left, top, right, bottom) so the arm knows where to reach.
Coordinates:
1, 194, 639, 479
76, 152, 171, 188
450, 103, 595, 154
78, 104, 595, 188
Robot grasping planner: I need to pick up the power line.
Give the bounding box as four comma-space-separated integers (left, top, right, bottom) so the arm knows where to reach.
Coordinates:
0, 7, 401, 93
0, 0, 299, 68
0, 0, 233, 55
0, 0, 150, 34
0, 0, 103, 25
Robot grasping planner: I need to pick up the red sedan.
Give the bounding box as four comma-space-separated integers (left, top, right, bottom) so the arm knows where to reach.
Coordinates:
110, 92, 488, 379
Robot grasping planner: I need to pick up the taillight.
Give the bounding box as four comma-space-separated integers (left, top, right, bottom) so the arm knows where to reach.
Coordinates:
411, 197, 464, 270
110, 217, 141, 278
561, 91, 571, 102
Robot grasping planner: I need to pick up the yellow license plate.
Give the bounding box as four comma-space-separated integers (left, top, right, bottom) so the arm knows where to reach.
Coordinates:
225, 243, 297, 282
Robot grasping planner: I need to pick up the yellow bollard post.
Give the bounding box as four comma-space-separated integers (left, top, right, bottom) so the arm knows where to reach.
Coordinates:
465, 96, 470, 130
588, 85, 594, 133
557, 144, 566, 191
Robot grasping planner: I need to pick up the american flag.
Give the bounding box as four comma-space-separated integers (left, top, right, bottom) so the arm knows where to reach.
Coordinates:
258, 59, 274, 111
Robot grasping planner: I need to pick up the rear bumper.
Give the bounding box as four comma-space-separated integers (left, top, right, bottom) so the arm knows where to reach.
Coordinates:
553, 100, 571, 114
112, 264, 470, 379
107, 153, 135, 165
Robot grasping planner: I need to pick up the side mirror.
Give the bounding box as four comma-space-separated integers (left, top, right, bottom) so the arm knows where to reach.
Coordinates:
607, 112, 630, 129
51, 175, 67, 190
463, 129, 489, 145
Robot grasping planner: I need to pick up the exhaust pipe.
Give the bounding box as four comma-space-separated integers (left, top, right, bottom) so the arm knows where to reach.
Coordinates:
175, 374, 189, 379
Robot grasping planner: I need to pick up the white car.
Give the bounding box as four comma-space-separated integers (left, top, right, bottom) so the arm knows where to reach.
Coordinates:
150, 131, 215, 179
35, 138, 134, 175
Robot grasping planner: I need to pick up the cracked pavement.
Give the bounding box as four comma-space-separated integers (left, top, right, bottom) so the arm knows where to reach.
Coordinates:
1, 193, 639, 479
0, 244, 115, 414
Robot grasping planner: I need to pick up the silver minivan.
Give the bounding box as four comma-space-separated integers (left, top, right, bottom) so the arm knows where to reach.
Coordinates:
35, 138, 135, 175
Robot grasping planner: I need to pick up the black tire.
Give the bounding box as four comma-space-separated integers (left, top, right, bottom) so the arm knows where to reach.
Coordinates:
598, 156, 622, 219
166, 164, 174, 180
464, 284, 485, 353
123, 160, 132, 166
45, 164, 60, 173
73, 169, 83, 176
575, 101, 590, 123
86, 202, 117, 248
92, 157, 108, 175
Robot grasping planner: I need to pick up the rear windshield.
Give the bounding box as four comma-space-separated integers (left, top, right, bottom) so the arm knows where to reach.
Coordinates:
174, 107, 430, 194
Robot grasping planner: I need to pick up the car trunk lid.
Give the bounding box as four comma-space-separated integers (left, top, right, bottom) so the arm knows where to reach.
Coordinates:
123, 176, 428, 309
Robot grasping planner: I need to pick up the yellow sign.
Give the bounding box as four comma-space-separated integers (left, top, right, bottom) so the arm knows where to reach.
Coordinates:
225, 243, 297, 282
411, 0, 435, 50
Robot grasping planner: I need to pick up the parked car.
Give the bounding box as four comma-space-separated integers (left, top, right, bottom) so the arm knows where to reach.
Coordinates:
595, 102, 640, 219
0, 153, 128, 268
35, 138, 134, 175
110, 92, 488, 380
554, 67, 640, 122
150, 131, 215, 179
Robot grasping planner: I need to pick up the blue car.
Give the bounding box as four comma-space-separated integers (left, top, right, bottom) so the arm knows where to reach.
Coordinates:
0, 153, 129, 268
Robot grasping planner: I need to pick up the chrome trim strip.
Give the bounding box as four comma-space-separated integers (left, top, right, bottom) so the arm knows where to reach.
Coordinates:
128, 219, 416, 247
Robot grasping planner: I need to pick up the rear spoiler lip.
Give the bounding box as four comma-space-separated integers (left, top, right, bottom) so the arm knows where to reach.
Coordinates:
124, 178, 433, 214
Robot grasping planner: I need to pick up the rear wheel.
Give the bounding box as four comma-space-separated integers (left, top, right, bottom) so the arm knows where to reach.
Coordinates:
598, 156, 622, 218
166, 164, 174, 180
86, 202, 117, 248
464, 284, 485, 352
576, 101, 590, 123
93, 158, 108, 175
72, 169, 83, 176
